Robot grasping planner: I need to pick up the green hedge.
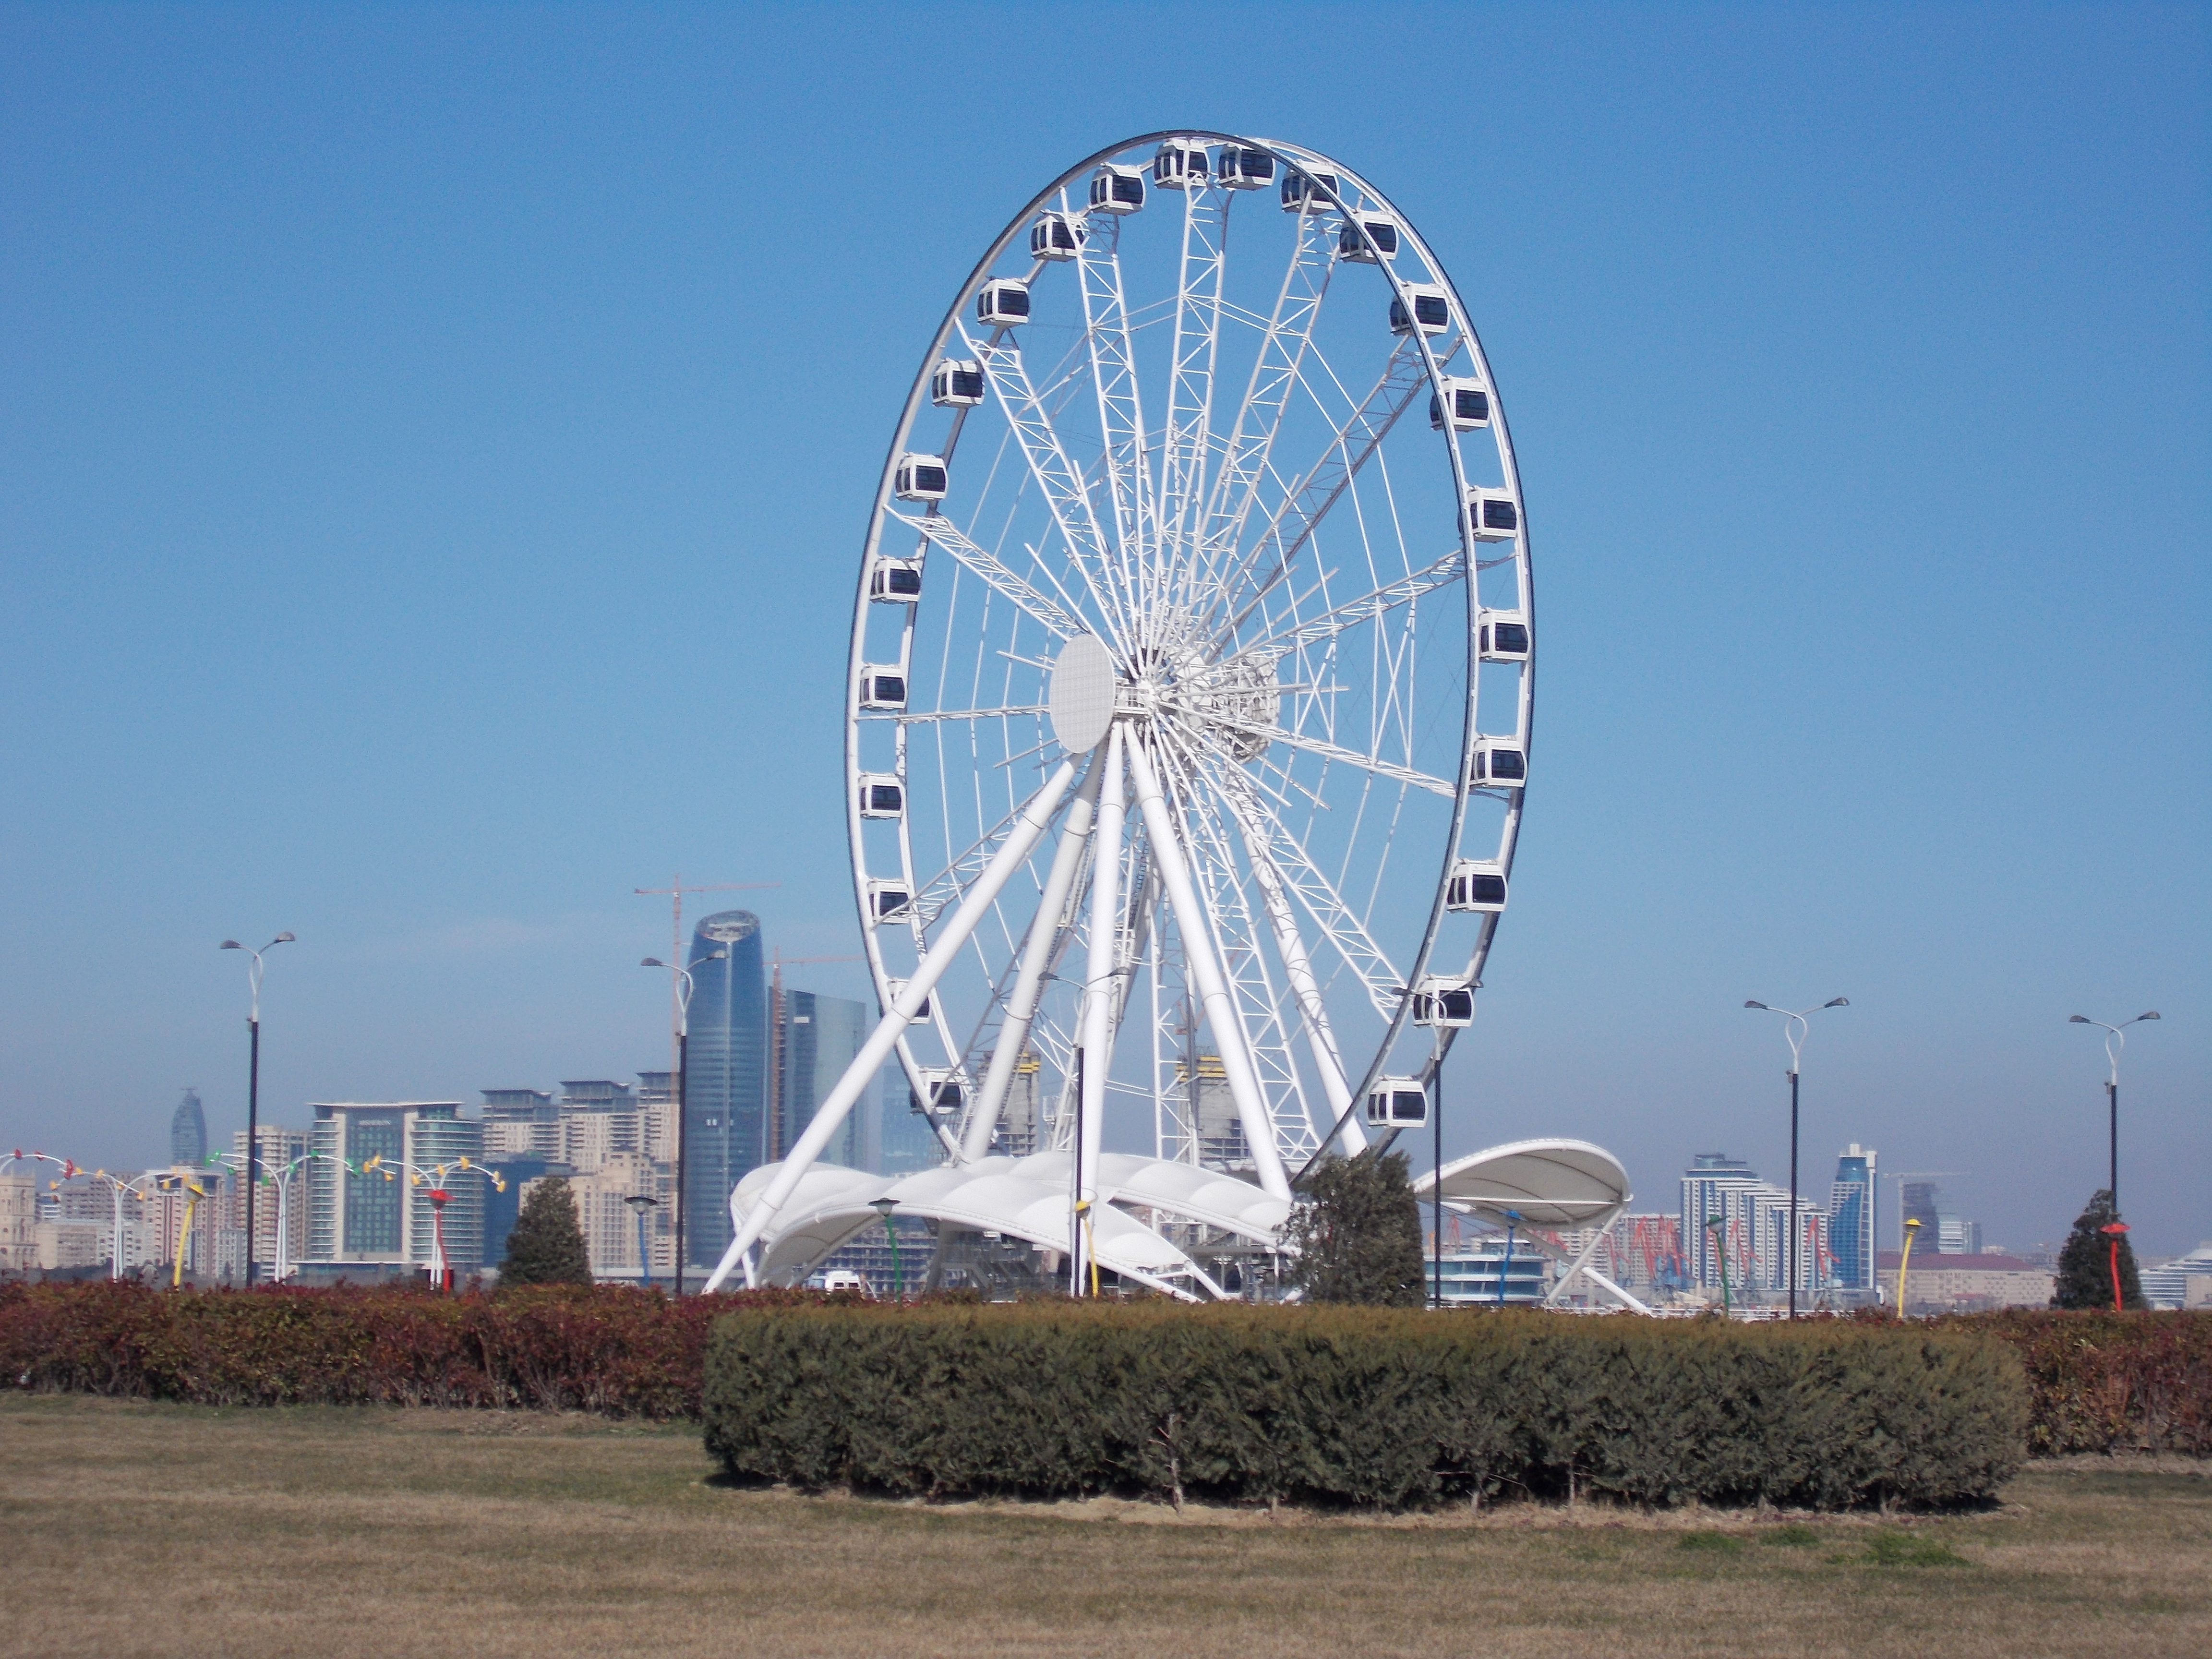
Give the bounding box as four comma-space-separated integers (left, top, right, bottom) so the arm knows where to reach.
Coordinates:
703, 1304, 2026, 1511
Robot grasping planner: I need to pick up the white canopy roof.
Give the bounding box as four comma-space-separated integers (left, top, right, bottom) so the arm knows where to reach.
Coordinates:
1409, 1138, 1632, 1230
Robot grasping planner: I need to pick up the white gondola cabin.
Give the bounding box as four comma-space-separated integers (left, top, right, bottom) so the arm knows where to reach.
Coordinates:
1029, 211, 1085, 261
857, 772, 904, 819
1388, 284, 1451, 337
1478, 611, 1531, 662
857, 666, 907, 711
1365, 1076, 1431, 1129
1338, 212, 1399, 262
1446, 859, 1508, 914
1152, 139, 1209, 189
1411, 977, 1476, 1028
868, 556, 923, 603
1217, 146, 1275, 190
1463, 486, 1518, 541
1089, 163, 1145, 214
1468, 738, 1527, 788
976, 279, 1031, 327
885, 978, 931, 1021
1429, 376, 1491, 432
930, 359, 985, 407
866, 880, 912, 925
913, 1070, 964, 1118
895, 454, 949, 502
1280, 168, 1341, 212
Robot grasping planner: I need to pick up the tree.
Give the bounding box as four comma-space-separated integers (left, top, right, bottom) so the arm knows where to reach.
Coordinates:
2052, 1188, 2144, 1310
1284, 1150, 1427, 1307
500, 1178, 593, 1286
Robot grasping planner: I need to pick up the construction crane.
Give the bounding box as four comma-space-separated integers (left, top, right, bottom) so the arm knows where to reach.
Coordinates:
768, 948, 865, 1160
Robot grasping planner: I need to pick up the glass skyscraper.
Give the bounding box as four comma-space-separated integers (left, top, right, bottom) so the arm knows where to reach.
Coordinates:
778, 989, 869, 1166
170, 1088, 207, 1167
1827, 1145, 1877, 1291
684, 911, 766, 1273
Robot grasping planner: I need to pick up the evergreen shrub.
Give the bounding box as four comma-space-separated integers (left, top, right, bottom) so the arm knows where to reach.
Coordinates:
702, 1303, 2028, 1511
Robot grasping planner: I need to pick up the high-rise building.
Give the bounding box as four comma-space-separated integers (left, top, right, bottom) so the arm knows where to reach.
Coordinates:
230, 1125, 310, 1273
480, 1089, 559, 1161
684, 911, 767, 1273
170, 1088, 207, 1168
776, 989, 869, 1164
1828, 1145, 1877, 1291
557, 1079, 644, 1174
870, 1059, 948, 1175
1680, 1152, 1832, 1298
304, 1103, 486, 1274
1900, 1180, 1941, 1240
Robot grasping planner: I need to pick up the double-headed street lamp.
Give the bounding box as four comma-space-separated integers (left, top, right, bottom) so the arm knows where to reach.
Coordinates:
1744, 997, 1849, 1319
219, 932, 294, 1287
2067, 1011, 2160, 1217
641, 949, 725, 1296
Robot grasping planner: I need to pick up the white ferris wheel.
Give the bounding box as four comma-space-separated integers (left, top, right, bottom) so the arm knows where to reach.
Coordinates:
704, 132, 1533, 1298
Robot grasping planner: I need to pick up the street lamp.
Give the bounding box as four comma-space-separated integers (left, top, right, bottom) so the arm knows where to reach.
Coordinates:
1494, 1209, 1523, 1308
1705, 1215, 1731, 1317
1895, 1215, 1923, 1318
624, 1192, 662, 1290
361, 1154, 505, 1291
868, 1196, 901, 1300
2098, 1221, 2132, 1312
1743, 997, 1849, 1319
2067, 1012, 2160, 1218
642, 948, 725, 1297
219, 932, 294, 1287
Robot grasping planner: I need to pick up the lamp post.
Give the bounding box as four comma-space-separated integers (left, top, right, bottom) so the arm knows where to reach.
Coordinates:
868, 1196, 901, 1300
2067, 1012, 2160, 1217
625, 1192, 662, 1289
1743, 997, 1849, 1319
361, 1154, 505, 1290
1895, 1215, 1923, 1318
642, 950, 725, 1297
219, 932, 294, 1287
1432, 1046, 1445, 1312
1495, 1208, 1522, 1308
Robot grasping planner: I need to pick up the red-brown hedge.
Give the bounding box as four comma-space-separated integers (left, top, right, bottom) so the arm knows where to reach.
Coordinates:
1910, 1310, 2212, 1456
0, 1279, 844, 1417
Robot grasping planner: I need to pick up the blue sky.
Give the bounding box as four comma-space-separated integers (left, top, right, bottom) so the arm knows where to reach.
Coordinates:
3, 2, 2205, 1254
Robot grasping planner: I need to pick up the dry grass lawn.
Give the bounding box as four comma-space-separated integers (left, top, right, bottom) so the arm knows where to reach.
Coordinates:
2, 1395, 2206, 1658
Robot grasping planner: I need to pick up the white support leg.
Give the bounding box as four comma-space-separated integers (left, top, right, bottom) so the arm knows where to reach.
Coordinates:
701, 757, 1081, 1292
1238, 814, 1365, 1159
1545, 1228, 1611, 1307
1124, 735, 1291, 1200
962, 750, 1106, 1161
1074, 727, 1127, 1293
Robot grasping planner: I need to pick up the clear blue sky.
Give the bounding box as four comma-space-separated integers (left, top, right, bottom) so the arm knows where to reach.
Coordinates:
4, 3, 2205, 1254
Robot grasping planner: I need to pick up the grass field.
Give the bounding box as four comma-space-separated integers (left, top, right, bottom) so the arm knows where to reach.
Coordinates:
3, 1396, 2206, 1658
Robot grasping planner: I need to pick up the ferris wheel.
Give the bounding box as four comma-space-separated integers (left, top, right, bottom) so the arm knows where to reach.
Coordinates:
704, 132, 1533, 1297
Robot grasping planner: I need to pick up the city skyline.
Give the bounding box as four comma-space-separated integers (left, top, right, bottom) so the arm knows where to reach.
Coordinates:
2, 7, 2203, 1254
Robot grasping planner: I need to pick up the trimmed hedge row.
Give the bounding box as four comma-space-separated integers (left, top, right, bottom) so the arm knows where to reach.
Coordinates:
703, 1303, 2026, 1511
0, 1279, 821, 1417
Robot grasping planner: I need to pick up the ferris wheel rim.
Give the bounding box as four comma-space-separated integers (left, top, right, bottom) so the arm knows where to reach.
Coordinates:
842, 131, 1534, 1181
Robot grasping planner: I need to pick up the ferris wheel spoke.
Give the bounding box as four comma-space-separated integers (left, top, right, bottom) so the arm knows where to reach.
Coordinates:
888, 509, 1083, 641
1191, 201, 1339, 612
1158, 183, 1229, 606
1075, 211, 1157, 584
1208, 338, 1430, 638
1220, 545, 1465, 663
1170, 703, 1455, 800
958, 324, 1138, 652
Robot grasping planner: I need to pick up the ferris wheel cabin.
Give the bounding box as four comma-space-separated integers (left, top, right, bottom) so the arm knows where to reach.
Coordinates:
885, 978, 931, 1020
1339, 213, 1399, 263
857, 667, 907, 711
1366, 1078, 1431, 1129
1411, 978, 1476, 1028
1431, 377, 1491, 431
1280, 168, 1341, 212
1446, 860, 1509, 914
914, 1071, 965, 1118
866, 880, 912, 925
1029, 211, 1086, 261
895, 454, 949, 502
1464, 487, 1518, 541
869, 556, 923, 603
976, 280, 1032, 327
1478, 611, 1531, 662
930, 360, 985, 407
1468, 738, 1527, 788
1152, 139, 1210, 189
857, 773, 904, 819
1389, 284, 1451, 337
1089, 164, 1145, 214
1217, 146, 1275, 190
